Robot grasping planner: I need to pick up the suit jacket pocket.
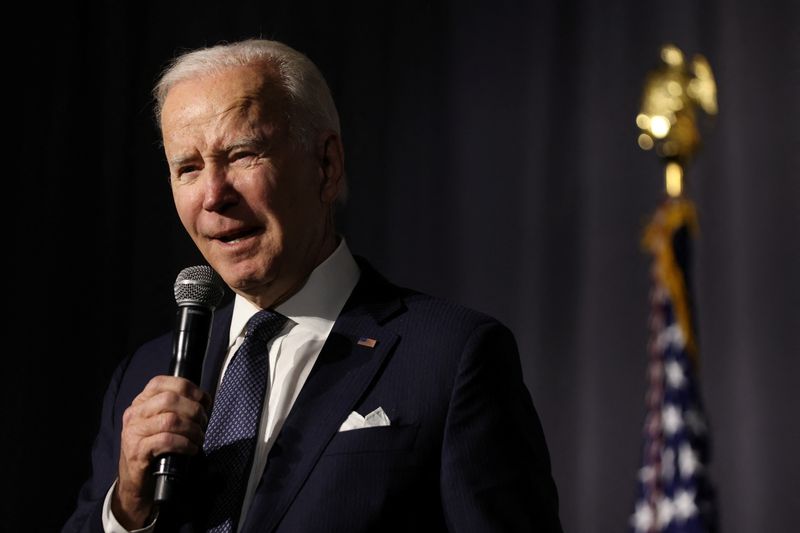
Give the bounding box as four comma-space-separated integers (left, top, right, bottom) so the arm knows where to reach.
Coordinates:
323, 424, 420, 456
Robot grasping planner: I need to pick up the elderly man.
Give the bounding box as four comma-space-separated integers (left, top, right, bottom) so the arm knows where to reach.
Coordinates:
63, 39, 562, 533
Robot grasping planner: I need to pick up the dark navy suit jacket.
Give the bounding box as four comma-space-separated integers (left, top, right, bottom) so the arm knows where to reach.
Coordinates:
63, 261, 562, 532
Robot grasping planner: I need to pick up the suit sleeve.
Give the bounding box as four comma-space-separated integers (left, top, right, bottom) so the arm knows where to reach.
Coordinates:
439, 320, 562, 532
61, 358, 129, 533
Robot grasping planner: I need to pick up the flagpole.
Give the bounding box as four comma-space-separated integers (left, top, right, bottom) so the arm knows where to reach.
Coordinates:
629, 43, 719, 533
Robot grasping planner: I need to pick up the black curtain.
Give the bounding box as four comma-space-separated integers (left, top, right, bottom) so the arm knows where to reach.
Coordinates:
10, 1, 798, 532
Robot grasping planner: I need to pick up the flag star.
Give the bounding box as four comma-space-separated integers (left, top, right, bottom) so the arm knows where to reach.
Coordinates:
657, 323, 686, 351
673, 489, 699, 521
630, 501, 654, 532
662, 404, 684, 435
657, 496, 675, 528
679, 443, 701, 478
665, 360, 686, 388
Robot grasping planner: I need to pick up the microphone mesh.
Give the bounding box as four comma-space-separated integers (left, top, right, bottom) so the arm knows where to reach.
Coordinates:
174, 265, 225, 308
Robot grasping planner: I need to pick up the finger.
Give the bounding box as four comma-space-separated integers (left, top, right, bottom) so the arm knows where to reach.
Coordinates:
147, 411, 206, 444
132, 375, 207, 406
126, 391, 209, 428
121, 412, 206, 462
139, 431, 202, 459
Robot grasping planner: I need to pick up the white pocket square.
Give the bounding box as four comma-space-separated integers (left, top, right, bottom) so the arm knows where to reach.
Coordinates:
338, 407, 391, 432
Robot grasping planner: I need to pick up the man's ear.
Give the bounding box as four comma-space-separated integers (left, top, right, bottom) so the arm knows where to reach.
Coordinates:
317, 131, 345, 204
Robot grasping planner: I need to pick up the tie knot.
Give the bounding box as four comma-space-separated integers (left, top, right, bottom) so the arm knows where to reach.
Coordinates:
244, 309, 287, 344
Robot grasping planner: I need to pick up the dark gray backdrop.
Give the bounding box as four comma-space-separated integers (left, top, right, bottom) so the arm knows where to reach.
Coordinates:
8, 1, 798, 532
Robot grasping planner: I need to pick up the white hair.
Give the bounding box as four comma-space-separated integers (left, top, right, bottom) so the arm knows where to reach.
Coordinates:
153, 39, 340, 149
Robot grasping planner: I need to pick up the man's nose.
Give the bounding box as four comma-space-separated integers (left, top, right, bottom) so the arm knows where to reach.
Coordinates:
202, 165, 237, 212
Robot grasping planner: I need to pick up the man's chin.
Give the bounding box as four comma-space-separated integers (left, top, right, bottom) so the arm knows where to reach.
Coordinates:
219, 268, 278, 300
206, 255, 268, 287
223, 272, 267, 291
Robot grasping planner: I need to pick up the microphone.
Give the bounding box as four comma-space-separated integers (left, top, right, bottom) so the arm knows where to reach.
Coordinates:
153, 265, 225, 504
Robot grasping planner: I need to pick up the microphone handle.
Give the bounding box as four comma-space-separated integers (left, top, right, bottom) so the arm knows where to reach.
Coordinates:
153, 305, 213, 504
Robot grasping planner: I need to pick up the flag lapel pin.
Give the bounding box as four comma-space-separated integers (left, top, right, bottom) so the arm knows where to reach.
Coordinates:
357, 337, 378, 348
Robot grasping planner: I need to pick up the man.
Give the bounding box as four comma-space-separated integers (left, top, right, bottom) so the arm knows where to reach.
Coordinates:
63, 39, 562, 532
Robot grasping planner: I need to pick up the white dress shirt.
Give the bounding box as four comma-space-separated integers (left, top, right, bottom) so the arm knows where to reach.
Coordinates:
102, 240, 361, 532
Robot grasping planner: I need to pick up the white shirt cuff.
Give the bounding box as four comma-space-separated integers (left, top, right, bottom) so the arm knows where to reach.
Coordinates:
101, 479, 158, 533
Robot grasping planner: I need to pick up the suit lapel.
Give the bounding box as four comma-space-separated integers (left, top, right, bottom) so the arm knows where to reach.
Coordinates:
241, 264, 405, 533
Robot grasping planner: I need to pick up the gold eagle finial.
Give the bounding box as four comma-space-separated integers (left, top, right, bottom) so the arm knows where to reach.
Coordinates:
636, 44, 718, 197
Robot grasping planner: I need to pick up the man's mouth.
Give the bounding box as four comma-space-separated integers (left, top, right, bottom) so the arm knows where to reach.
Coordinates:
212, 227, 261, 244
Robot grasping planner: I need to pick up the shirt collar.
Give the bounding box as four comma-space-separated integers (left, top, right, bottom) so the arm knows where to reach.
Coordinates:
228, 239, 361, 345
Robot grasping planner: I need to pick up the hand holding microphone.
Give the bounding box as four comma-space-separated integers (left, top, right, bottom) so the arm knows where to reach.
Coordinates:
113, 266, 224, 528
153, 266, 225, 502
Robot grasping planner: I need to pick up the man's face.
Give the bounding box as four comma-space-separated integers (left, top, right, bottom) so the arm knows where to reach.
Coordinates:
160, 64, 339, 305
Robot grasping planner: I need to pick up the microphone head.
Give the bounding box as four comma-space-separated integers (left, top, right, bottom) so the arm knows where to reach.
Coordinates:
174, 265, 225, 308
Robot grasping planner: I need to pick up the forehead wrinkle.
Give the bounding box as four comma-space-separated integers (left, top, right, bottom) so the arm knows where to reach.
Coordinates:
168, 100, 267, 160
162, 67, 285, 162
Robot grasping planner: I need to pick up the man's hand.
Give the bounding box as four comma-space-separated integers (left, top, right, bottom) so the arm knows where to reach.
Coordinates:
112, 376, 210, 529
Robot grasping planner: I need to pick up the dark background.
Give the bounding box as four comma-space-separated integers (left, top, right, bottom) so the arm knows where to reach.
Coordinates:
8, 1, 798, 532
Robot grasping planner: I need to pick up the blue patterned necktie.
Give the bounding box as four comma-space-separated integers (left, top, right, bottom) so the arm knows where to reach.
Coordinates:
202, 309, 287, 533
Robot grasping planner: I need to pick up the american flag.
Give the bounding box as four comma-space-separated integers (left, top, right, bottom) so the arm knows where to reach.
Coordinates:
630, 199, 718, 533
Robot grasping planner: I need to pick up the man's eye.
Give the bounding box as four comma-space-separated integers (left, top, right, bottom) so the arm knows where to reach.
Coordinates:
231, 151, 258, 163
175, 165, 200, 179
